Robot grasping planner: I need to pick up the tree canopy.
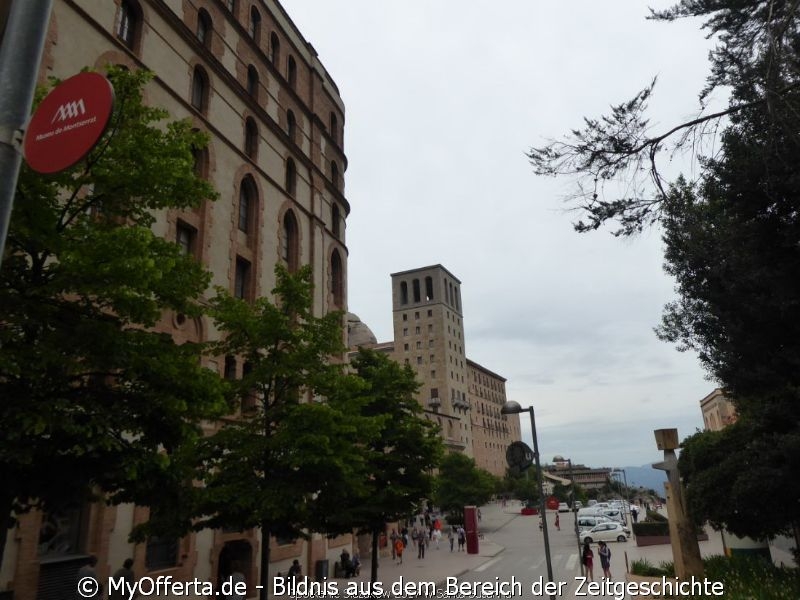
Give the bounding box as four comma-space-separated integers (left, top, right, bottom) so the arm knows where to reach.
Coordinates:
527, 0, 800, 546
195, 265, 370, 599
0, 67, 226, 539
434, 453, 498, 524
528, 0, 800, 237
327, 348, 443, 583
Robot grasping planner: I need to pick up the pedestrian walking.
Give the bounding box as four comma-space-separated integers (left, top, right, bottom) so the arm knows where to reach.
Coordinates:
287, 559, 301, 581
77, 555, 102, 599
582, 542, 594, 581
394, 537, 405, 565
417, 534, 426, 559
598, 541, 612, 579
457, 526, 466, 551
555, 513, 560, 531
448, 529, 455, 552
108, 558, 135, 599
432, 528, 442, 549
226, 561, 247, 600
390, 529, 398, 560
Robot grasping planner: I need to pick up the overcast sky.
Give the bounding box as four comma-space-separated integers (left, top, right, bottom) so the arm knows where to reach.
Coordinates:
284, 1, 724, 470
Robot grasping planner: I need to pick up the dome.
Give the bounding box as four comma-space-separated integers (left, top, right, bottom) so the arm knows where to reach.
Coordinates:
346, 312, 377, 349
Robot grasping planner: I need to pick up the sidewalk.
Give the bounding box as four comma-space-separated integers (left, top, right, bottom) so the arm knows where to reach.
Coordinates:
347, 501, 514, 589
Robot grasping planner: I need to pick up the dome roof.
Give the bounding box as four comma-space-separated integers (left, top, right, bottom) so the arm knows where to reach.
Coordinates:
346, 312, 377, 349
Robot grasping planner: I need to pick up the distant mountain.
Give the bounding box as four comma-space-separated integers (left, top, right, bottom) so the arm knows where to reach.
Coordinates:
618, 465, 667, 496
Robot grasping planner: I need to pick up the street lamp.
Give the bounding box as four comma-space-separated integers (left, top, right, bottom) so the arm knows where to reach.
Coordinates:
565, 458, 583, 576
501, 400, 554, 598
612, 468, 632, 526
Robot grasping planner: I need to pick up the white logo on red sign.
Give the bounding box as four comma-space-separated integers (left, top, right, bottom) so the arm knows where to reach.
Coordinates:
51, 99, 87, 123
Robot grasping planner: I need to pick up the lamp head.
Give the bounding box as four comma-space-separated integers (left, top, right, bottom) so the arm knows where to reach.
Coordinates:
501, 400, 524, 415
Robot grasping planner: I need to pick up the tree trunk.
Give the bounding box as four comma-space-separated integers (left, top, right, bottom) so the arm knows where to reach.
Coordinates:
260, 527, 271, 600
0, 495, 12, 578
370, 528, 379, 592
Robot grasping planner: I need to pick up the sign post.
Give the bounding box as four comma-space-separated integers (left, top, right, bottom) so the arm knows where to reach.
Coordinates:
23, 71, 114, 174
0, 0, 54, 266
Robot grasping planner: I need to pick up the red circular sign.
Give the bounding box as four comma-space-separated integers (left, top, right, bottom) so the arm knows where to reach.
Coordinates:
24, 72, 114, 174
546, 496, 560, 511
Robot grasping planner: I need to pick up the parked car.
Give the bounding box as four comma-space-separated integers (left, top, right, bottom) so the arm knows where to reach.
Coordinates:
574, 501, 583, 510
558, 502, 570, 513
580, 522, 629, 543
577, 515, 612, 529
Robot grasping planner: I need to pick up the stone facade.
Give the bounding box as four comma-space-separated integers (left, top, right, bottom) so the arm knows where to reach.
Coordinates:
350, 265, 522, 468
468, 360, 521, 477
699, 388, 737, 431
1, 0, 349, 597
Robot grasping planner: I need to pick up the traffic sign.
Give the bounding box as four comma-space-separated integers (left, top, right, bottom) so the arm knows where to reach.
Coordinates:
546, 496, 560, 511
24, 72, 114, 174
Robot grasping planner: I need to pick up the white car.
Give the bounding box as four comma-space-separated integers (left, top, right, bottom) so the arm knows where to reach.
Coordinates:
579, 522, 629, 543
558, 502, 570, 512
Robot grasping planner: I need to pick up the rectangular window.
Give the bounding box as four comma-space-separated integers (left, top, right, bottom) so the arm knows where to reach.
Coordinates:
416, 341, 421, 349
427, 309, 433, 317
428, 324, 433, 333
403, 314, 408, 321
234, 257, 251, 300
403, 328, 408, 336
431, 387, 438, 398
176, 221, 197, 256
430, 354, 435, 362
415, 326, 420, 334
415, 311, 420, 320
404, 343, 409, 351
416, 356, 422, 365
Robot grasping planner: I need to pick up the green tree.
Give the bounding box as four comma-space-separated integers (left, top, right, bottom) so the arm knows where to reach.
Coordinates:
527, 0, 800, 546
195, 265, 365, 600
502, 467, 540, 505
528, 1, 800, 237
326, 348, 443, 584
435, 453, 498, 524
0, 67, 226, 562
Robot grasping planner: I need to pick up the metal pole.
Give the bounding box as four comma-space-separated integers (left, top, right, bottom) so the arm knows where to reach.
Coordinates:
528, 407, 555, 599
0, 0, 54, 265
567, 459, 583, 576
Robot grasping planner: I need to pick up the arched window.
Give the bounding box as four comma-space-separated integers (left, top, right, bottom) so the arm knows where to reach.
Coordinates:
191, 145, 208, 179
425, 276, 434, 301
196, 9, 212, 47
286, 110, 296, 141
285, 158, 296, 196
329, 112, 338, 145
331, 249, 344, 307
191, 66, 209, 113
287, 55, 297, 89
330, 161, 339, 190
270, 32, 280, 67
331, 203, 341, 238
282, 210, 299, 272
246, 65, 259, 99
116, 0, 141, 51
249, 6, 261, 41
400, 281, 408, 305
238, 176, 257, 233
244, 118, 258, 159
413, 279, 421, 303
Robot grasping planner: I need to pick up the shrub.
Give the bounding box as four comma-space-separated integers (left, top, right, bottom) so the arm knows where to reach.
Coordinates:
630, 558, 673, 577
703, 554, 800, 600
633, 520, 670, 537
647, 509, 668, 522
